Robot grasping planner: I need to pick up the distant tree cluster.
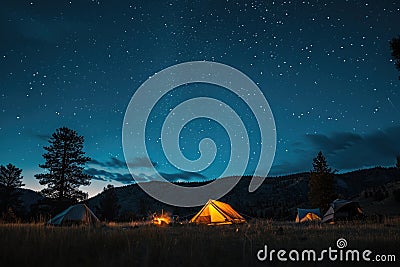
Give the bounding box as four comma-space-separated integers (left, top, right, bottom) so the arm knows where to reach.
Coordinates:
0, 163, 24, 222
363, 186, 390, 201
97, 184, 120, 221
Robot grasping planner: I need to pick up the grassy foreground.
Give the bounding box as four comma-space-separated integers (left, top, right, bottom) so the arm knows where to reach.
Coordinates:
0, 219, 399, 267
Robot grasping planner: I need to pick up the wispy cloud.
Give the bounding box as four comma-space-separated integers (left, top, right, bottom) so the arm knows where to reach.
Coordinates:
90, 156, 157, 169
127, 157, 158, 168
305, 126, 400, 170
159, 171, 206, 182
85, 168, 147, 184
85, 166, 206, 184
87, 156, 163, 184
27, 130, 51, 142
90, 158, 126, 168
305, 132, 363, 155
271, 126, 400, 175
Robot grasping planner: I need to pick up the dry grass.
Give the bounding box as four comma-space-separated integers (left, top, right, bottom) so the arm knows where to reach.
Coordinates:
0, 219, 399, 267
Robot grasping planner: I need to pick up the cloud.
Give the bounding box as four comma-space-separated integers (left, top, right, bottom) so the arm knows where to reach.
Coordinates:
85, 167, 206, 184
35, 134, 52, 142
27, 130, 51, 142
303, 126, 400, 170
90, 157, 157, 169
85, 168, 147, 184
112, 172, 141, 184
305, 132, 363, 156
90, 158, 126, 168
159, 171, 206, 182
270, 126, 400, 175
127, 157, 158, 168
85, 168, 110, 182
87, 157, 163, 185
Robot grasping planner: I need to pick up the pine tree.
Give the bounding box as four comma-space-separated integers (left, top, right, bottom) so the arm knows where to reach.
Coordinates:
98, 184, 120, 221
396, 155, 400, 169
390, 36, 400, 79
35, 127, 92, 208
308, 151, 335, 212
0, 163, 24, 219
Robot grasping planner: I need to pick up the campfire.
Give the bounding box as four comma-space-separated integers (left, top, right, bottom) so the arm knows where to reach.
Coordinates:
152, 211, 171, 226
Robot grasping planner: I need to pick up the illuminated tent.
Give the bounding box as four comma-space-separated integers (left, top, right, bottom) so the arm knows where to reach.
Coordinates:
47, 204, 100, 226
190, 199, 246, 225
322, 199, 363, 223
295, 208, 321, 223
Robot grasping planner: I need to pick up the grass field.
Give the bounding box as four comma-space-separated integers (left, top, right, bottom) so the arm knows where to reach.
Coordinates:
0, 219, 399, 267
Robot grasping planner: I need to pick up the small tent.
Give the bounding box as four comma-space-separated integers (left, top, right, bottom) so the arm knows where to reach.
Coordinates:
190, 199, 246, 225
322, 199, 363, 223
47, 204, 100, 226
295, 208, 321, 223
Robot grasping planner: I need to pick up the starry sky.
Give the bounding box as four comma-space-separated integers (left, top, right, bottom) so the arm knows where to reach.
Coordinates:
1, 0, 400, 197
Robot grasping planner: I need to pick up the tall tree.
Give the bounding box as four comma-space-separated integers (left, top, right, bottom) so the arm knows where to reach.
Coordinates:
396, 155, 400, 169
0, 163, 24, 219
390, 36, 400, 79
35, 127, 92, 207
97, 184, 120, 221
308, 151, 335, 212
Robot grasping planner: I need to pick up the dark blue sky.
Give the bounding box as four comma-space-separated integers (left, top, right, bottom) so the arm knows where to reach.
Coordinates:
1, 0, 399, 196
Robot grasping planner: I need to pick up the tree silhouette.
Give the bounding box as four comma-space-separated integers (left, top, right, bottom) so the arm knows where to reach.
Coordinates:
0, 163, 24, 220
396, 155, 400, 169
390, 36, 400, 79
97, 184, 120, 221
35, 127, 92, 209
308, 151, 335, 212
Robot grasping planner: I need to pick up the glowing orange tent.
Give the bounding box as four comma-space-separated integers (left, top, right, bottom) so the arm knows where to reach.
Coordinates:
190, 199, 246, 225
295, 208, 321, 223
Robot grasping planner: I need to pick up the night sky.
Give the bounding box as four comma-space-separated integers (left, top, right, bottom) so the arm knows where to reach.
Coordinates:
1, 0, 400, 197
